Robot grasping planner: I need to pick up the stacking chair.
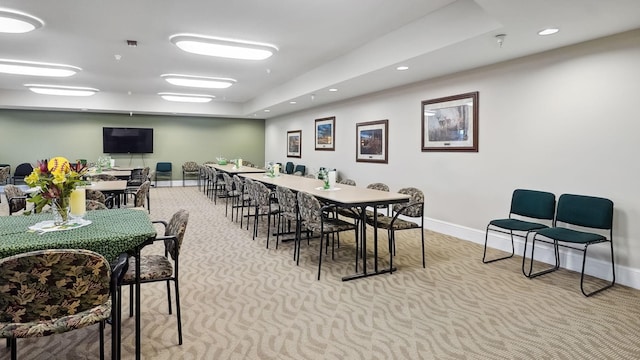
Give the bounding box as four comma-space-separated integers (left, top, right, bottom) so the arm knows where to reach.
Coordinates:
232, 175, 251, 227
526, 194, 615, 297
155, 162, 173, 187
483, 189, 556, 264
297, 191, 359, 280
181, 161, 200, 187
284, 162, 294, 174
86, 199, 108, 211
367, 187, 425, 269
127, 167, 149, 188
126, 180, 151, 213
250, 181, 280, 246
293, 165, 306, 176
3, 184, 27, 215
11, 163, 33, 185
0, 166, 9, 187
275, 186, 299, 250
221, 173, 240, 217
123, 209, 189, 345
0, 249, 112, 360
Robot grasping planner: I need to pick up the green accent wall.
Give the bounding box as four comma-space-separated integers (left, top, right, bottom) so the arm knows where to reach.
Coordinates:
0, 110, 265, 179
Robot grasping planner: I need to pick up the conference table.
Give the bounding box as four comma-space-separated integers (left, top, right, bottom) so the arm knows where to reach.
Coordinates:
0, 208, 156, 360
241, 173, 410, 281
205, 162, 266, 174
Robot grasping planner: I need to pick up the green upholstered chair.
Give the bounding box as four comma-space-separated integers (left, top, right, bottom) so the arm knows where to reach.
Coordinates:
155, 162, 173, 187
122, 209, 189, 345
483, 189, 556, 264
526, 194, 615, 297
0, 249, 112, 360
284, 162, 294, 175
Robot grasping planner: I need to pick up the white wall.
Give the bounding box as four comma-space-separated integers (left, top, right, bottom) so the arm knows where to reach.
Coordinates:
265, 29, 640, 288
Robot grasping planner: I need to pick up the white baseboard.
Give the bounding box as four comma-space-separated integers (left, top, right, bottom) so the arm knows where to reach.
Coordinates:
424, 217, 640, 290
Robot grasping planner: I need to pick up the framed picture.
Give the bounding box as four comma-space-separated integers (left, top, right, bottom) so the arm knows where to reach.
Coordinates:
287, 130, 302, 158
356, 119, 388, 163
315, 116, 335, 151
421, 91, 479, 152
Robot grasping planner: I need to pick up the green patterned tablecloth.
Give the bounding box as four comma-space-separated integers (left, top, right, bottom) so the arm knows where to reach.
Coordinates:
0, 209, 156, 262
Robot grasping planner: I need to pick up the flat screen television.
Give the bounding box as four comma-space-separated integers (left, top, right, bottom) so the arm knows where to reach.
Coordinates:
102, 127, 154, 154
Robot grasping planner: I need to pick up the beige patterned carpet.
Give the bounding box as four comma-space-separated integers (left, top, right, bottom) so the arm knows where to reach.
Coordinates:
2, 186, 640, 359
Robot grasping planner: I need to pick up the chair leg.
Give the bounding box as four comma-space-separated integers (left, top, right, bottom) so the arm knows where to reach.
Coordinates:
174, 279, 183, 345
10, 338, 16, 360
580, 242, 616, 297
166, 279, 173, 314
482, 226, 516, 264
99, 321, 105, 360
317, 231, 324, 280
524, 236, 560, 278
421, 228, 426, 268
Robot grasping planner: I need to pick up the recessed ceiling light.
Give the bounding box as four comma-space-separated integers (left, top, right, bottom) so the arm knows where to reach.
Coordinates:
25, 84, 98, 96
264, 109, 271, 112
161, 74, 236, 89
289, 101, 297, 104
538, 28, 559, 36
0, 9, 43, 33
170, 34, 278, 60
328, 88, 338, 92
396, 66, 409, 71
158, 92, 214, 103
0, 59, 80, 77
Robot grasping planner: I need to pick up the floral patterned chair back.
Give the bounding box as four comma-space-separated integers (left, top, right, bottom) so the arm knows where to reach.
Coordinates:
86, 199, 108, 211
3, 184, 27, 215
86, 189, 106, 203
134, 180, 151, 209
0, 166, 10, 184
339, 179, 356, 186
393, 187, 424, 217
164, 209, 189, 260
0, 249, 111, 354
91, 174, 118, 182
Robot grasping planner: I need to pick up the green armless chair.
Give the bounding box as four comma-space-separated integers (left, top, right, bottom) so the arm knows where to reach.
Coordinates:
483, 189, 556, 264
526, 194, 614, 297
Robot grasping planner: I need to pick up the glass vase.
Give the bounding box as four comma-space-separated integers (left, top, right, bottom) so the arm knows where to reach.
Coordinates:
52, 197, 70, 225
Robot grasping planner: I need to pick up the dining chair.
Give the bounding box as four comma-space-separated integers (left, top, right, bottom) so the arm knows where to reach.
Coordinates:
86, 199, 108, 210
0, 249, 112, 360
90, 174, 118, 181
250, 181, 280, 246
3, 185, 27, 215
155, 162, 173, 187
221, 173, 240, 217
0, 166, 10, 187
122, 209, 189, 345
10, 163, 33, 185
181, 161, 200, 187
296, 191, 359, 280
275, 186, 299, 251
233, 174, 251, 227
126, 180, 151, 213
366, 187, 425, 269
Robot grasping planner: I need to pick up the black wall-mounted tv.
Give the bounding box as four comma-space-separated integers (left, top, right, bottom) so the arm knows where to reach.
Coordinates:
103, 127, 154, 154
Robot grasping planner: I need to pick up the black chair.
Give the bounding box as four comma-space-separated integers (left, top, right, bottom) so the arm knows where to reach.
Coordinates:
11, 163, 33, 185
525, 194, 615, 297
483, 189, 556, 264
155, 162, 172, 187
284, 162, 294, 174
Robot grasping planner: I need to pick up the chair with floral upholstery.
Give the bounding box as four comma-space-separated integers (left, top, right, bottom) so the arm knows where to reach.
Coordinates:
86, 199, 108, 211
275, 185, 300, 252
181, 161, 200, 187
221, 173, 240, 217
297, 191, 359, 280
232, 175, 251, 227
3, 185, 27, 215
249, 181, 280, 246
0, 249, 112, 360
122, 209, 189, 346
366, 187, 425, 269
126, 180, 151, 213
90, 173, 118, 182
0, 166, 10, 187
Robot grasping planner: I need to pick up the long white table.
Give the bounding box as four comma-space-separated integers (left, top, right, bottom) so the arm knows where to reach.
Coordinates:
205, 163, 266, 174
241, 172, 410, 280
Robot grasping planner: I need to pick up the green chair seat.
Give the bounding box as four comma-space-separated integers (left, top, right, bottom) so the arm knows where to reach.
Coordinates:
489, 219, 548, 232
535, 227, 606, 244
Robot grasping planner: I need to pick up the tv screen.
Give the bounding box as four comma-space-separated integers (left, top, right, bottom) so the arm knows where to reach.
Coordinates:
103, 127, 154, 154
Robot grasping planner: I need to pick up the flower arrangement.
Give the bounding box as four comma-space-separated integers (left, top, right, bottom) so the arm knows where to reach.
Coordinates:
24, 157, 88, 222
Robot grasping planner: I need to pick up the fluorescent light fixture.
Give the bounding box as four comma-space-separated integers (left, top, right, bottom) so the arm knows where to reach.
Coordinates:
396, 66, 409, 71
161, 74, 236, 89
0, 59, 80, 77
538, 28, 559, 36
159, 92, 214, 103
25, 84, 98, 96
0, 9, 43, 33
170, 33, 278, 60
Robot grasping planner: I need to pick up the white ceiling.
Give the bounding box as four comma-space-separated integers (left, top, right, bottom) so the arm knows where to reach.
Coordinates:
1, 0, 639, 119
